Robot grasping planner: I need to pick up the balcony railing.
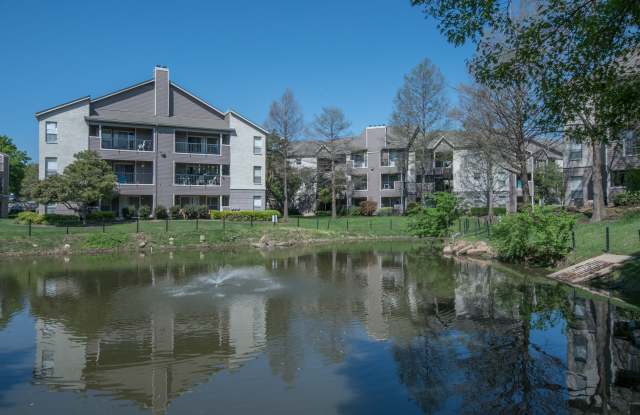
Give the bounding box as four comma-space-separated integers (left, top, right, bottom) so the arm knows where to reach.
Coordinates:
115, 172, 153, 185
175, 174, 221, 186
425, 167, 453, 178
175, 142, 220, 155
102, 139, 153, 152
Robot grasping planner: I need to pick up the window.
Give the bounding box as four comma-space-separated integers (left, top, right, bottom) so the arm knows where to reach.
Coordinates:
175, 163, 221, 185
569, 176, 583, 199
45, 157, 58, 177
222, 134, 230, 145
253, 136, 263, 155
624, 130, 639, 156
222, 164, 230, 175
222, 195, 230, 208
101, 127, 153, 151
611, 171, 626, 187
568, 141, 583, 161
295, 158, 302, 165
174, 131, 219, 154
89, 125, 99, 137
45, 122, 58, 143
45, 203, 57, 214
381, 174, 400, 190
352, 175, 367, 191
253, 196, 263, 209
253, 166, 262, 185
351, 152, 367, 168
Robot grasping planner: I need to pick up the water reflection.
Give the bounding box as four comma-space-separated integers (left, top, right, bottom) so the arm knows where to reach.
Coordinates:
1, 244, 640, 414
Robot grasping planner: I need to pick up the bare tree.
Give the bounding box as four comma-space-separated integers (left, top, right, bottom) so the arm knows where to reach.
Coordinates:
455, 82, 549, 211
390, 58, 449, 208
309, 107, 351, 219
265, 89, 304, 222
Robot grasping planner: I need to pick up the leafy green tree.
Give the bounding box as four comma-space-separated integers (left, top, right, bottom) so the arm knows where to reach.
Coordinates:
19, 163, 38, 200
408, 192, 460, 237
412, 0, 640, 222
533, 162, 564, 205
0, 135, 31, 195
32, 151, 116, 219
266, 168, 302, 213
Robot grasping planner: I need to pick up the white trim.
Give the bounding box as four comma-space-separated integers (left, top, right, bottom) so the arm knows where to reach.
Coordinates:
227, 110, 269, 135
35, 96, 90, 118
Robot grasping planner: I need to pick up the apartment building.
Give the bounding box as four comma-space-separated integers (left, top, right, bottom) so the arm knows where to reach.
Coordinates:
0, 152, 8, 217
563, 131, 640, 206
35, 66, 267, 216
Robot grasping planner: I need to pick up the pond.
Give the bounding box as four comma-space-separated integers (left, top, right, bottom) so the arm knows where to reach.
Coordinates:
1, 242, 639, 414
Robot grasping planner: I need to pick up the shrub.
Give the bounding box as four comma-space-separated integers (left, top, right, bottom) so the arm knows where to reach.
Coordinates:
613, 191, 640, 207
210, 210, 280, 221
155, 205, 168, 219
138, 205, 151, 219
182, 205, 200, 219
169, 205, 181, 219
377, 207, 394, 216
314, 210, 332, 217
359, 200, 377, 216
83, 233, 128, 249
348, 207, 362, 216
86, 211, 115, 222
625, 169, 640, 192
468, 207, 507, 217
407, 202, 419, 212
15, 211, 44, 224
196, 205, 209, 219
491, 208, 575, 265
121, 206, 135, 219
408, 192, 460, 237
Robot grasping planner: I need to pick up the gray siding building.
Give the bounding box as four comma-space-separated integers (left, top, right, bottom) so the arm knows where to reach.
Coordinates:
36, 66, 267, 216
0, 153, 8, 218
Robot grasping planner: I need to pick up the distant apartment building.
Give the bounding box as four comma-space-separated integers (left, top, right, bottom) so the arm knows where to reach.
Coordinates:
563, 131, 640, 207
0, 152, 8, 217
35, 66, 267, 216
288, 125, 561, 213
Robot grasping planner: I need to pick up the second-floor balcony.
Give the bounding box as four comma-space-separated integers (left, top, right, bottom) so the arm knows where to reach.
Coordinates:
425, 167, 453, 179
175, 131, 221, 155
100, 127, 154, 151
111, 161, 153, 185
175, 173, 221, 186
116, 172, 153, 185
175, 141, 220, 155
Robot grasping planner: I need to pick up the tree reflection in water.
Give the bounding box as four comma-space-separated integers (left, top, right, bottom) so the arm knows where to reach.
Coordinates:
0, 244, 639, 414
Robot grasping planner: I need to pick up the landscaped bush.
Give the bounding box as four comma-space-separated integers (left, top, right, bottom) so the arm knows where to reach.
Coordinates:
359, 200, 377, 216
121, 206, 135, 219
15, 212, 80, 226
406, 202, 419, 212
377, 207, 394, 216
613, 191, 640, 207
138, 205, 151, 219
182, 205, 201, 219
348, 207, 362, 216
155, 205, 168, 219
86, 211, 116, 222
210, 210, 280, 221
491, 208, 576, 266
408, 192, 460, 237
169, 205, 181, 219
83, 233, 128, 249
468, 207, 507, 217
15, 211, 44, 224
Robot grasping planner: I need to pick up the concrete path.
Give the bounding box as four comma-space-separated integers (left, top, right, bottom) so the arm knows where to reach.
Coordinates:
548, 254, 633, 284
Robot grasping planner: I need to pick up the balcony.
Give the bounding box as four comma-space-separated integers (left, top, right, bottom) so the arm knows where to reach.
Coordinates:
116, 172, 153, 185
425, 167, 453, 179
175, 141, 220, 155
175, 174, 221, 186
101, 127, 154, 151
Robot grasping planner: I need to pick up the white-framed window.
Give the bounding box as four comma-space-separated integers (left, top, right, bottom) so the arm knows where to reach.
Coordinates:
45, 122, 58, 143
253, 196, 262, 209
568, 176, 583, 199
253, 136, 263, 155
45, 157, 58, 177
222, 134, 230, 145
624, 130, 639, 156
568, 141, 582, 161
253, 166, 262, 185
222, 195, 230, 209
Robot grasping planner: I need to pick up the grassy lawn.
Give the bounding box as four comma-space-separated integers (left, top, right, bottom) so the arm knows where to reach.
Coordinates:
0, 216, 412, 255
454, 212, 640, 266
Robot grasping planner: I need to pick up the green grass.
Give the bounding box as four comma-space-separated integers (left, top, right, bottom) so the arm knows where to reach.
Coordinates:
0, 216, 412, 255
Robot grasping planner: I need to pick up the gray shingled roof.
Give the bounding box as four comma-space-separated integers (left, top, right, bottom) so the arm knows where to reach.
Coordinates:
85, 110, 233, 132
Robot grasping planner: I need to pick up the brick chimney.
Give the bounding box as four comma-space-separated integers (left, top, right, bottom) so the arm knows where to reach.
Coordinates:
154, 65, 169, 116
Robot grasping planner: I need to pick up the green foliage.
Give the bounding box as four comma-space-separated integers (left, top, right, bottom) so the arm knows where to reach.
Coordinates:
377, 207, 394, 216
347, 207, 361, 216
138, 205, 151, 219
32, 151, 116, 218
86, 211, 115, 222
210, 210, 280, 221
14, 211, 81, 226
534, 162, 565, 204
624, 170, 640, 192
468, 207, 507, 217
121, 206, 135, 219
155, 205, 168, 219
15, 211, 43, 224
491, 208, 576, 265
169, 205, 181, 219
359, 200, 377, 216
0, 134, 31, 195
408, 192, 460, 237
19, 163, 38, 199
83, 233, 128, 249
613, 191, 640, 207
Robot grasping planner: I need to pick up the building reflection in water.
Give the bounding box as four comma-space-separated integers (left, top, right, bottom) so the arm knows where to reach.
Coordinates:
1, 246, 639, 414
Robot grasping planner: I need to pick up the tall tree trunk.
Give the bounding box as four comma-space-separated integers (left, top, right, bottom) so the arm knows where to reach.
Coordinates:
519, 158, 530, 211
487, 160, 494, 217
283, 155, 289, 222
591, 140, 607, 222
331, 158, 337, 219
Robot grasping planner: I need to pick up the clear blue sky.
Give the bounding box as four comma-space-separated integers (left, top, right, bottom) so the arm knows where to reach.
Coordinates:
0, 0, 473, 160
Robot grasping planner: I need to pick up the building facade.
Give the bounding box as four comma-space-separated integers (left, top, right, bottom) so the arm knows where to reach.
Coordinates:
0, 152, 8, 218
563, 131, 640, 207
35, 66, 267, 216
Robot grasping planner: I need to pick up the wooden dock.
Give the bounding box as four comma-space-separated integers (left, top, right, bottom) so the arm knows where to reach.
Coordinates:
548, 254, 633, 284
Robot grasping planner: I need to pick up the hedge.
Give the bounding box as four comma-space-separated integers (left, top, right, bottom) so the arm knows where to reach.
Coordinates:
210, 210, 280, 221
468, 207, 507, 216
14, 212, 80, 226
613, 191, 640, 207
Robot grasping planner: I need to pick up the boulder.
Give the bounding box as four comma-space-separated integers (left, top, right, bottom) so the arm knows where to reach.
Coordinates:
443, 245, 454, 255
63, 244, 71, 251
456, 245, 473, 255
138, 240, 147, 249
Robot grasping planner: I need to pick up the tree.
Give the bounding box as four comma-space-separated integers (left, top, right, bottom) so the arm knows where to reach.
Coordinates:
0, 135, 31, 196
265, 89, 304, 222
533, 161, 564, 205
32, 151, 116, 219
390, 58, 449, 212
412, 0, 640, 221
309, 107, 351, 219
19, 163, 38, 200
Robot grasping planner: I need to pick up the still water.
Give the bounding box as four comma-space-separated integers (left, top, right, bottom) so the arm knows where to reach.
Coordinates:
1, 242, 639, 414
